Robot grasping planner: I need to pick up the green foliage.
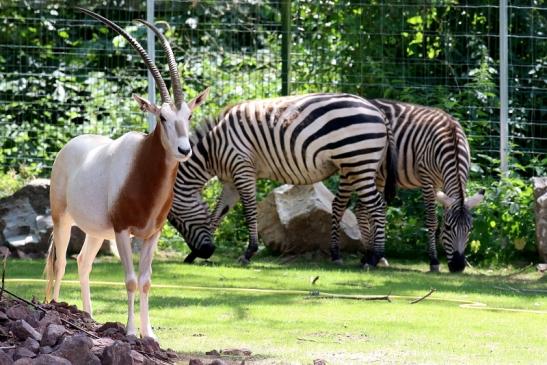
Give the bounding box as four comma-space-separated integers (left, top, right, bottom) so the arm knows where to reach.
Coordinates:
468, 176, 537, 265
0, 1, 545, 265
0, 168, 35, 198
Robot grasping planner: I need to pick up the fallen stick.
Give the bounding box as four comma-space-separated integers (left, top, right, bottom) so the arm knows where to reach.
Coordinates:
410, 289, 436, 304
307, 292, 392, 302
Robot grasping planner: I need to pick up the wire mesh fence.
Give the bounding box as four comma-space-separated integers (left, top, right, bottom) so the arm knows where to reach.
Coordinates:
0, 0, 545, 175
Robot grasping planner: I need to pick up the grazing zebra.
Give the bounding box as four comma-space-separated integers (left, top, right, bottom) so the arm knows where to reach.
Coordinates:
169, 93, 397, 266
368, 99, 484, 272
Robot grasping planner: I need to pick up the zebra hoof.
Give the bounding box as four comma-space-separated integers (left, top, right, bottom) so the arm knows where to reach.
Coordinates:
238, 256, 251, 266
377, 257, 390, 268
429, 264, 440, 273
332, 258, 344, 266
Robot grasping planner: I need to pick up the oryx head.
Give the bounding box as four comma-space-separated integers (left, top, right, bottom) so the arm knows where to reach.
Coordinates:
78, 8, 209, 162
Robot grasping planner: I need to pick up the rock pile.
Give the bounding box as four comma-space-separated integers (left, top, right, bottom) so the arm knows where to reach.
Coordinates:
0, 295, 178, 364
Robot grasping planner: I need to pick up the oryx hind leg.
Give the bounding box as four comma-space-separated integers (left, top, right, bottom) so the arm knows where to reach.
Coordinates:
51, 214, 72, 301
77, 235, 103, 316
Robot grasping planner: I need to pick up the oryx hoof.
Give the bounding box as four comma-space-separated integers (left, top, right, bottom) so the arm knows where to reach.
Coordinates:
238, 256, 251, 266
377, 257, 390, 268
429, 264, 440, 273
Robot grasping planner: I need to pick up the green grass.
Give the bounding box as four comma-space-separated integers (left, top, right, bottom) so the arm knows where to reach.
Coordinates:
4, 255, 546, 364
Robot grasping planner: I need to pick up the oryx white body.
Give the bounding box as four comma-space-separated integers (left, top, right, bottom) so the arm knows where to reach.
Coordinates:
45, 8, 209, 339
48, 128, 180, 338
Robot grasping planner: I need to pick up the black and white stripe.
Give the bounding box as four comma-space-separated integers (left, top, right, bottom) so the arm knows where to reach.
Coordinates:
369, 99, 484, 272
169, 93, 397, 266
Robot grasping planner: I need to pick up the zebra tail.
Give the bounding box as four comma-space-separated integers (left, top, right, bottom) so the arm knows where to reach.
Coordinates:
383, 117, 398, 204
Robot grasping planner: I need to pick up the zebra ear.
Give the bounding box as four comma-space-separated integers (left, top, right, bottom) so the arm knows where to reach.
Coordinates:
436, 191, 455, 208
465, 189, 485, 210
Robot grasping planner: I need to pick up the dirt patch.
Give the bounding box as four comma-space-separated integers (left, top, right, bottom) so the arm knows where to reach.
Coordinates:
297, 331, 368, 344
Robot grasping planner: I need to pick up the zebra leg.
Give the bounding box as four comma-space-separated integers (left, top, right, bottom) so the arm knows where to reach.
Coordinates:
232, 167, 259, 264
354, 202, 372, 262
422, 184, 440, 272
330, 179, 352, 264
355, 185, 388, 269
211, 182, 240, 231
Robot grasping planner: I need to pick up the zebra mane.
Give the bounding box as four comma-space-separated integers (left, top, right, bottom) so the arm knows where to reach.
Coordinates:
448, 119, 466, 207
189, 116, 219, 146
189, 104, 238, 146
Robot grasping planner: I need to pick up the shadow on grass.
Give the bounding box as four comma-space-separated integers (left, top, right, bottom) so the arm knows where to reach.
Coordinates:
4, 257, 546, 306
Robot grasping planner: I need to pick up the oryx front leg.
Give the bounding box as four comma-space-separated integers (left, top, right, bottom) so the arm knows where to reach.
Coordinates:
115, 230, 138, 336
77, 235, 103, 316
138, 230, 160, 339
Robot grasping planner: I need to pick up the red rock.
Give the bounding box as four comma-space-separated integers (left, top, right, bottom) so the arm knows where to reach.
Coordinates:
0, 310, 8, 322
38, 346, 53, 355
33, 354, 71, 365
12, 348, 35, 361
205, 350, 220, 357
10, 320, 42, 342
101, 341, 132, 365
0, 349, 13, 365
5, 305, 31, 321
37, 312, 61, 334
12, 358, 32, 365
140, 336, 160, 353
52, 334, 100, 365
220, 348, 252, 356
209, 360, 228, 365
41, 323, 68, 347
22, 338, 39, 354
97, 322, 125, 334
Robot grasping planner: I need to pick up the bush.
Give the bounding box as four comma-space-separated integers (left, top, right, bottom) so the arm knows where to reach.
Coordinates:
467, 176, 537, 265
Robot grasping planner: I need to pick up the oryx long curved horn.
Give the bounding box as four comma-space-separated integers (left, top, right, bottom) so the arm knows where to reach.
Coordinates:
135, 19, 184, 109
76, 7, 172, 104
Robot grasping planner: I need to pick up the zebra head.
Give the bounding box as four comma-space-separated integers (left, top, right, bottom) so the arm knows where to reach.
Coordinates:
169, 192, 216, 263
436, 189, 485, 272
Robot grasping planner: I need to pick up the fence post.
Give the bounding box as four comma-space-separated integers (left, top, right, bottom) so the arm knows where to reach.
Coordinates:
146, 0, 156, 132
281, 0, 291, 96
499, 0, 509, 173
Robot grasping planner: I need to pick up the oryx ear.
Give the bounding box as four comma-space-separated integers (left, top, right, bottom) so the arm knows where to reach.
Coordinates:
436, 191, 455, 208
188, 87, 210, 111
133, 94, 160, 115
465, 189, 485, 210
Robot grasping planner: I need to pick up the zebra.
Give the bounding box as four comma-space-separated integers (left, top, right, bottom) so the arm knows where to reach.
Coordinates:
168, 93, 397, 267
367, 99, 484, 272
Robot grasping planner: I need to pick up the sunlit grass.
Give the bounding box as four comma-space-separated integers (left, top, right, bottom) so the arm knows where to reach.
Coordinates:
4, 255, 546, 364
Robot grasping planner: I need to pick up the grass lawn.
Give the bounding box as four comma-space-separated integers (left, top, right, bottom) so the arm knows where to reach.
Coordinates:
3, 254, 546, 365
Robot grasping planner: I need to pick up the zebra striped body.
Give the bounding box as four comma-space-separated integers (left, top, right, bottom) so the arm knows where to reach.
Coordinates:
169, 93, 397, 265
369, 99, 483, 272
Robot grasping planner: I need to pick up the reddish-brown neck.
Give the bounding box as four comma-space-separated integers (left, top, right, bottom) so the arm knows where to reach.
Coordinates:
110, 122, 179, 237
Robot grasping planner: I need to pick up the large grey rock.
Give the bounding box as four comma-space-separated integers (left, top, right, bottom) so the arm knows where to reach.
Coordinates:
52, 334, 100, 365
101, 341, 133, 365
257, 183, 362, 255
41, 323, 67, 347
533, 177, 547, 262
0, 179, 111, 256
